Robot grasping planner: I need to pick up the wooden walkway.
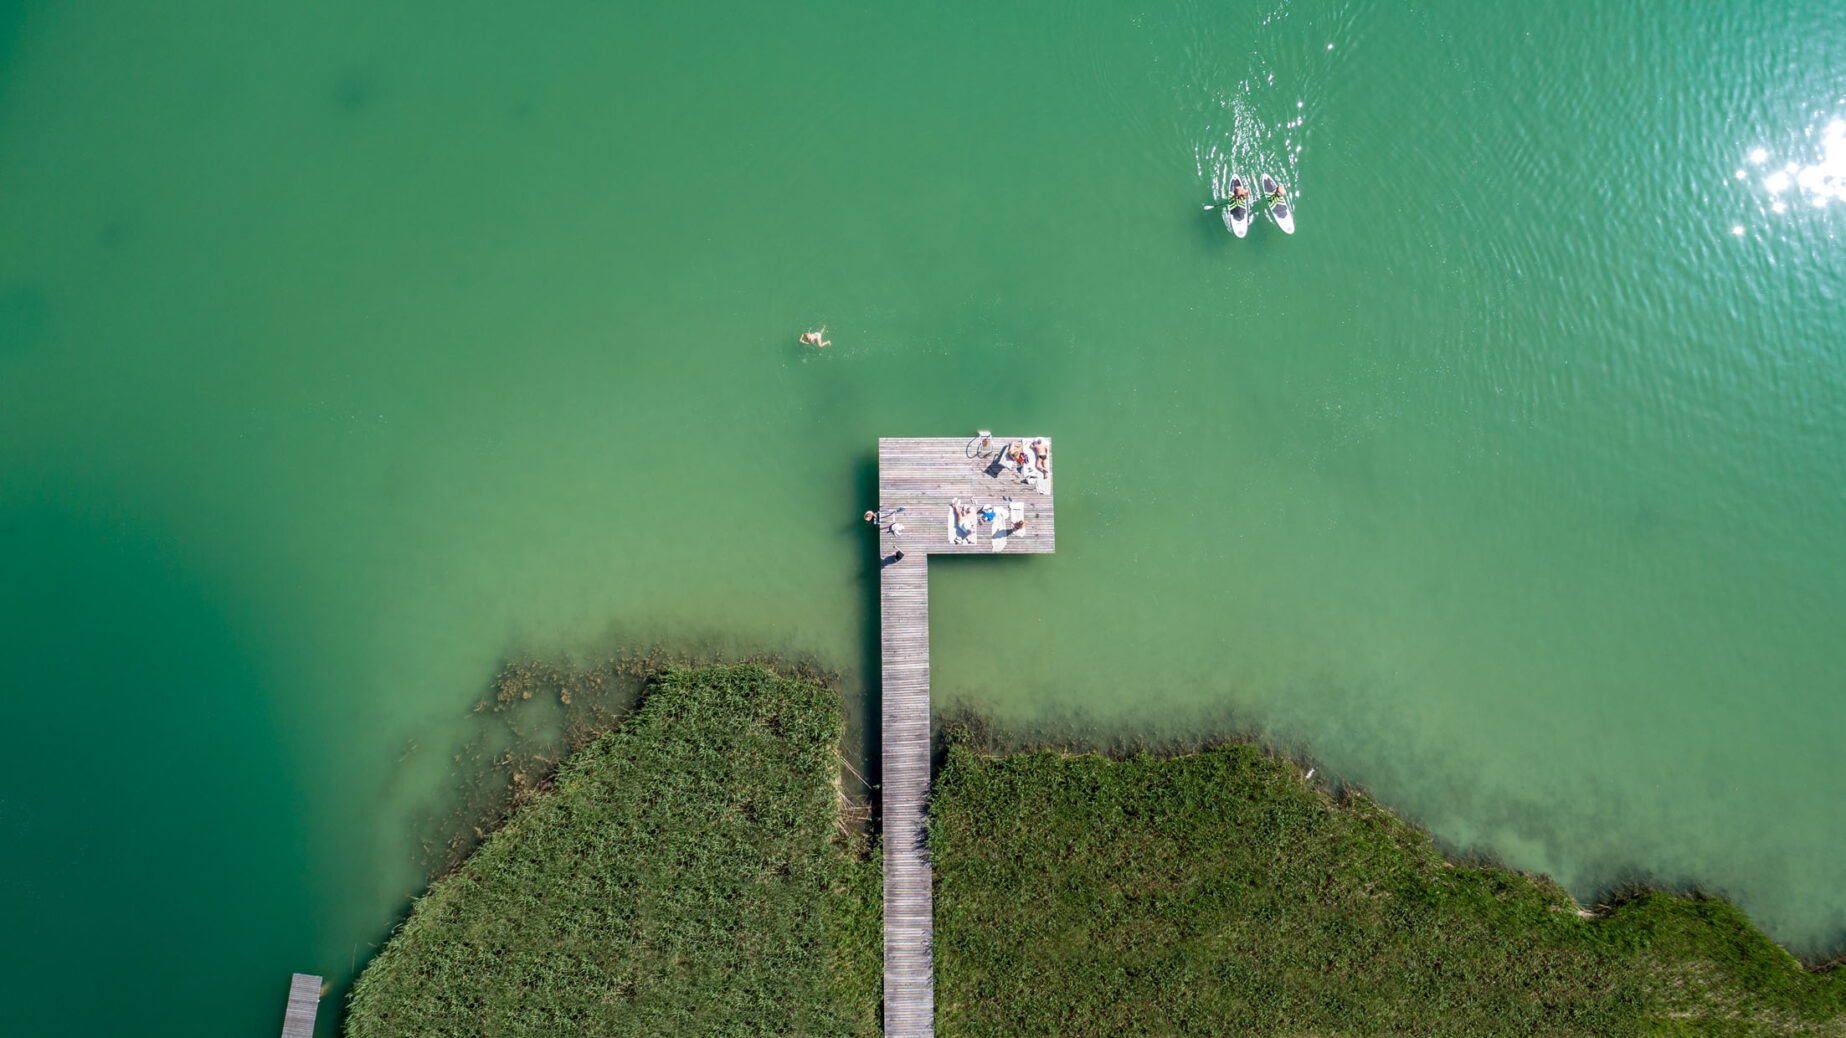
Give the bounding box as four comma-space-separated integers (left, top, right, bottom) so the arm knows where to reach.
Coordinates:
280, 973, 322, 1038
877, 436, 1055, 1038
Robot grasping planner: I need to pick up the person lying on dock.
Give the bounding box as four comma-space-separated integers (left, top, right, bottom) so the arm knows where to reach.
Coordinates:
1007, 441, 1032, 476
1029, 437, 1051, 474
950, 498, 977, 543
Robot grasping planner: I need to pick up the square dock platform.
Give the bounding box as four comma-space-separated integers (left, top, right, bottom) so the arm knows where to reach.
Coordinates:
875, 436, 1056, 557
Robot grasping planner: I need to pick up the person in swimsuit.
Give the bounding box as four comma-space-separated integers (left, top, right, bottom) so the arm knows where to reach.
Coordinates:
951, 499, 976, 542
799, 325, 831, 347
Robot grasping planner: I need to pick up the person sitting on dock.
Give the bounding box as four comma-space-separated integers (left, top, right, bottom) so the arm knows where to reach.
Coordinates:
799, 325, 831, 348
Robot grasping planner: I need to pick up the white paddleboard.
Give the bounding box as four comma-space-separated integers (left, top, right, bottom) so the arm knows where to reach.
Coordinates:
1262, 173, 1295, 235
1222, 174, 1252, 238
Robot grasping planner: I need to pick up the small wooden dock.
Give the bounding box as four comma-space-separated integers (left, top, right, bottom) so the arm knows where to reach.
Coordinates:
280, 973, 322, 1038
878, 436, 1055, 1038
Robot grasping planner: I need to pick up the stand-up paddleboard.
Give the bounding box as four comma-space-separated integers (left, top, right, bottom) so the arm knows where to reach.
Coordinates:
1262, 174, 1295, 234
1222, 175, 1252, 238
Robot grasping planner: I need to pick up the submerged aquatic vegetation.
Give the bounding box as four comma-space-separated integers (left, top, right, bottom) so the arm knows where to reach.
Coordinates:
414, 645, 845, 877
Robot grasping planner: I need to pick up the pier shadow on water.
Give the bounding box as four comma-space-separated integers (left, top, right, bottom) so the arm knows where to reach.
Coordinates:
853, 451, 884, 802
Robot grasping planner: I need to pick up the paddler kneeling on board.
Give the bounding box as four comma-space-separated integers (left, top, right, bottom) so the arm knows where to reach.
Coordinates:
1230, 183, 1250, 207
1267, 182, 1287, 207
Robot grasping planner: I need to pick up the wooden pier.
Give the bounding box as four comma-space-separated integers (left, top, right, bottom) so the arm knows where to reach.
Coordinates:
280, 973, 322, 1038
877, 436, 1055, 1038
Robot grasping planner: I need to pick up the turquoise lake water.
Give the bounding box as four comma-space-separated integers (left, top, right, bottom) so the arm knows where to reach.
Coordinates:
3, 0, 1844, 1032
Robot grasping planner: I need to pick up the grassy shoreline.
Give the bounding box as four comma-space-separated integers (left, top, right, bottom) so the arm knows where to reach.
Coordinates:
347, 664, 1842, 1036
345, 664, 880, 1037
933, 731, 1845, 1036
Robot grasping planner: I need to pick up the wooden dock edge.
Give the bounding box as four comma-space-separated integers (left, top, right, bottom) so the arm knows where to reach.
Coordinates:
281, 973, 322, 1038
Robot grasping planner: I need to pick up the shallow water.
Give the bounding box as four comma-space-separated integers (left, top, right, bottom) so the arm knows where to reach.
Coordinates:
2, 0, 1844, 1031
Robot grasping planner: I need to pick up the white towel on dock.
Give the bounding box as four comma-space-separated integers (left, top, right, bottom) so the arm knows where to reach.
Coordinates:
991, 501, 1026, 552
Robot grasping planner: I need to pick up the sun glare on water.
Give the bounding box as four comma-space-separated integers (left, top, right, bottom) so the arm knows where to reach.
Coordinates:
1740, 111, 1846, 231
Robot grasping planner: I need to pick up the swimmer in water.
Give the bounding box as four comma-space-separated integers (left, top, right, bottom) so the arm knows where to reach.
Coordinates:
799, 325, 832, 348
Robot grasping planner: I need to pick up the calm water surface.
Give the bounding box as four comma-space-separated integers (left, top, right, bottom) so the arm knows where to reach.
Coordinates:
3, 0, 1844, 1032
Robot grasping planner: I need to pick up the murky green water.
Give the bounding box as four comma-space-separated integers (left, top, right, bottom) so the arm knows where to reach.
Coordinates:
3, 0, 1844, 1031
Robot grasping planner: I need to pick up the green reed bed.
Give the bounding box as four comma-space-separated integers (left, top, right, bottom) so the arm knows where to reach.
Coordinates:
347, 662, 1840, 1036
931, 739, 1845, 1037
344, 664, 880, 1037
